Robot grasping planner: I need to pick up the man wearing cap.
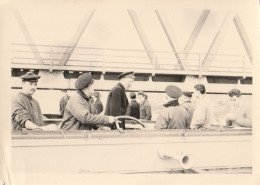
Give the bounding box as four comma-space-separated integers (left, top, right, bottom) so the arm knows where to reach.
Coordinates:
12, 72, 58, 131
225, 89, 252, 128
178, 91, 196, 129
126, 92, 140, 119
104, 71, 135, 129
93, 92, 103, 114
190, 84, 216, 129
60, 73, 116, 130
155, 85, 190, 129
59, 89, 70, 117
137, 91, 152, 120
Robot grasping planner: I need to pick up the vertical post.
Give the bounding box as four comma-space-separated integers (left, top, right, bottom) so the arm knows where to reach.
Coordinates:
199, 53, 201, 77
50, 46, 53, 72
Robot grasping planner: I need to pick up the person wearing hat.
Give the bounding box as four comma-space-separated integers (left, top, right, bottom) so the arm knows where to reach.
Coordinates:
190, 84, 216, 129
104, 71, 135, 129
60, 73, 116, 130
225, 89, 251, 128
178, 91, 195, 129
126, 92, 140, 119
93, 91, 103, 114
59, 89, 70, 117
137, 91, 152, 120
155, 85, 190, 129
12, 72, 58, 131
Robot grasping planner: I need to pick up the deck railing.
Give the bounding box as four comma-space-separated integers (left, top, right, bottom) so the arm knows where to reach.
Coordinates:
11, 43, 253, 76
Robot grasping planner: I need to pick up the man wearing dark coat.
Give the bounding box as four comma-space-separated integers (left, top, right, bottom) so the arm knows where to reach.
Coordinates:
104, 71, 135, 129
126, 92, 140, 119
93, 92, 103, 114
59, 89, 70, 117
155, 85, 190, 129
60, 73, 116, 130
12, 72, 58, 131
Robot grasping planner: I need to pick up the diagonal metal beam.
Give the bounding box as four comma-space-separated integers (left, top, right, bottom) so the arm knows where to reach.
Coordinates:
13, 9, 43, 64
233, 14, 253, 63
202, 11, 236, 68
183, 9, 210, 57
128, 9, 160, 69
155, 9, 184, 70
58, 10, 95, 66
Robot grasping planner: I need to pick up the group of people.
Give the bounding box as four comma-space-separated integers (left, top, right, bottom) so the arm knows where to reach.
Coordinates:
11, 71, 252, 131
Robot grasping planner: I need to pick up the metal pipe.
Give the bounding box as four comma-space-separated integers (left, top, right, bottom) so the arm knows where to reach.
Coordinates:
158, 148, 193, 170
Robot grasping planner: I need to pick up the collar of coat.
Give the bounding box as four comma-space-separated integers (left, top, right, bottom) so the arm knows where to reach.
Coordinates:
118, 82, 125, 91
19, 92, 33, 100
163, 100, 179, 108
77, 90, 90, 101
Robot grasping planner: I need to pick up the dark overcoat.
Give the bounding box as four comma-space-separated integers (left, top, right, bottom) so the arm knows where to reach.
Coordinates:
104, 83, 128, 117
94, 98, 103, 114
126, 100, 140, 119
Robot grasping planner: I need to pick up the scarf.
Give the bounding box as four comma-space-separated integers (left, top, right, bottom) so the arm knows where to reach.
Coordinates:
163, 100, 179, 108
77, 90, 90, 101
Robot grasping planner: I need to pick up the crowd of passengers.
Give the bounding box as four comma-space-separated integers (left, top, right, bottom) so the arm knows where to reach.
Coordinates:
11, 71, 252, 131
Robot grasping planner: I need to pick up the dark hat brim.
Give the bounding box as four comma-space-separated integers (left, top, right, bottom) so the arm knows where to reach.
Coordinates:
118, 71, 135, 79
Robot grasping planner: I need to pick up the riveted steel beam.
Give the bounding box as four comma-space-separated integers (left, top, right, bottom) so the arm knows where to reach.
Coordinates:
183, 9, 210, 57
155, 10, 184, 70
233, 14, 253, 63
202, 11, 236, 68
58, 10, 95, 66
13, 9, 43, 64
128, 9, 160, 69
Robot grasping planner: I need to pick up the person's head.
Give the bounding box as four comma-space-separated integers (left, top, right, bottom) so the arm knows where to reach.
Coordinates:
137, 91, 147, 103
75, 72, 95, 97
20, 72, 41, 96
130, 92, 136, 100
94, 91, 101, 99
165, 85, 182, 103
118, 71, 135, 90
61, 89, 68, 96
178, 91, 192, 105
228, 89, 242, 106
193, 84, 206, 99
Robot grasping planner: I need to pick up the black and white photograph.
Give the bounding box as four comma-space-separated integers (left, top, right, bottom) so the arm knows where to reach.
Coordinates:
0, 0, 260, 185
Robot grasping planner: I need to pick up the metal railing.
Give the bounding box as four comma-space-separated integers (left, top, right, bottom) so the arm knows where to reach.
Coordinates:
11, 43, 253, 75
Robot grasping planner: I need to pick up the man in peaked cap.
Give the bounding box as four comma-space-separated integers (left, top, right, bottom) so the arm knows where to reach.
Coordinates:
104, 71, 135, 129
155, 85, 190, 129
178, 91, 196, 129
12, 71, 58, 131
60, 73, 116, 130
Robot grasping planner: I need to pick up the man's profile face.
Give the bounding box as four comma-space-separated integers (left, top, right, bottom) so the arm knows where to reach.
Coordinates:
230, 95, 240, 107
22, 81, 37, 96
85, 81, 95, 96
192, 89, 200, 99
123, 78, 134, 90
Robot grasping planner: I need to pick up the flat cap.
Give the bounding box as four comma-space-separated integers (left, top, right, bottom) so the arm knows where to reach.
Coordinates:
165, 85, 182, 98
118, 71, 135, 79
75, 73, 94, 90
182, 91, 192, 98
20, 71, 41, 82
